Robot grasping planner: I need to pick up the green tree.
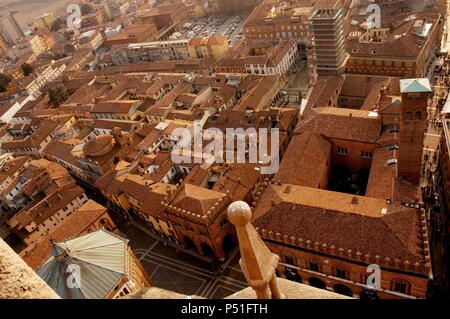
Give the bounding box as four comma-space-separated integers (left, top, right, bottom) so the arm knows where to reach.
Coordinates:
63, 43, 76, 54
21, 63, 33, 76
47, 85, 69, 107
51, 50, 67, 60
50, 18, 65, 32
63, 31, 73, 41
81, 3, 94, 15
0, 72, 12, 92
0, 72, 12, 85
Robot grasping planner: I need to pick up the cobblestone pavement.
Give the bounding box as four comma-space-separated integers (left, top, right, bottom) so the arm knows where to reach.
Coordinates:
121, 223, 248, 298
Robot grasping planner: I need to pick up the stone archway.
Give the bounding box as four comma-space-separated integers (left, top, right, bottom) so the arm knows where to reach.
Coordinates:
308, 277, 326, 290
200, 242, 215, 257
360, 288, 379, 299
183, 236, 196, 250
222, 234, 235, 257
333, 284, 353, 297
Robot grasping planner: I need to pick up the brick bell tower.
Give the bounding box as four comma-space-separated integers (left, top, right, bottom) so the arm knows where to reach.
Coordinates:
398, 78, 432, 185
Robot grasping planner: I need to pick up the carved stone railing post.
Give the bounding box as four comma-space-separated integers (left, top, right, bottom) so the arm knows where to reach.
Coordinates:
227, 201, 285, 299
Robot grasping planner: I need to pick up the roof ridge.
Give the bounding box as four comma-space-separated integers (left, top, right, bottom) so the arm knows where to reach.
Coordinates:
68, 254, 127, 276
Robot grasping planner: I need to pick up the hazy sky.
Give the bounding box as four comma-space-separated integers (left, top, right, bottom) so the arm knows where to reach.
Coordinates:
0, 0, 71, 28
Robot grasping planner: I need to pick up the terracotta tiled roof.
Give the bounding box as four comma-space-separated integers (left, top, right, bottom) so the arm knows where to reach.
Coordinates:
92, 119, 136, 132
253, 184, 428, 268
183, 166, 209, 186
346, 11, 440, 59
0, 156, 30, 185
8, 185, 85, 229
274, 132, 331, 188
295, 107, 382, 144
20, 200, 110, 270
96, 170, 119, 194
207, 35, 227, 46
120, 174, 149, 204
140, 183, 176, 217
170, 184, 226, 216
92, 100, 139, 114
366, 142, 421, 202
144, 3, 185, 16
212, 163, 261, 202
137, 129, 163, 150
43, 139, 82, 167
305, 75, 344, 110
74, 60, 215, 78
108, 24, 156, 41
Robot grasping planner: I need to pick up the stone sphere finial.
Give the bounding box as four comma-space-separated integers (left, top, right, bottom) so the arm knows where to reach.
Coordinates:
227, 201, 252, 227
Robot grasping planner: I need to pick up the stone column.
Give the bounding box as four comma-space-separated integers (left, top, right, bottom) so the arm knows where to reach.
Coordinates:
0, 238, 59, 299
227, 201, 285, 299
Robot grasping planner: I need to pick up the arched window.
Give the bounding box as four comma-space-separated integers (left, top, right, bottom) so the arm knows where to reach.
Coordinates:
335, 267, 347, 279
415, 111, 422, 120
392, 280, 409, 294
405, 112, 413, 120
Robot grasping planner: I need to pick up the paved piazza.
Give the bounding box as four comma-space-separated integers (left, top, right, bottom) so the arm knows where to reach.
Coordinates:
122, 223, 248, 298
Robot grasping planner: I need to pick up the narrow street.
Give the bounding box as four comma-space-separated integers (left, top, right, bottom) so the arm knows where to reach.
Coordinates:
422, 3, 450, 296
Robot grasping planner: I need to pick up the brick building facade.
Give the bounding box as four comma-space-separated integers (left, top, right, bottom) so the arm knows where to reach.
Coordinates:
398, 79, 432, 184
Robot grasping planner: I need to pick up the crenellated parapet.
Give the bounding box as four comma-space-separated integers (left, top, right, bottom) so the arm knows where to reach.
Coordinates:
255, 219, 431, 275
161, 179, 232, 224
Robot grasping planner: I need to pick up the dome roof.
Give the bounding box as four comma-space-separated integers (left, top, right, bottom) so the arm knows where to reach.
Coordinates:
37, 229, 128, 299
82, 134, 115, 157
